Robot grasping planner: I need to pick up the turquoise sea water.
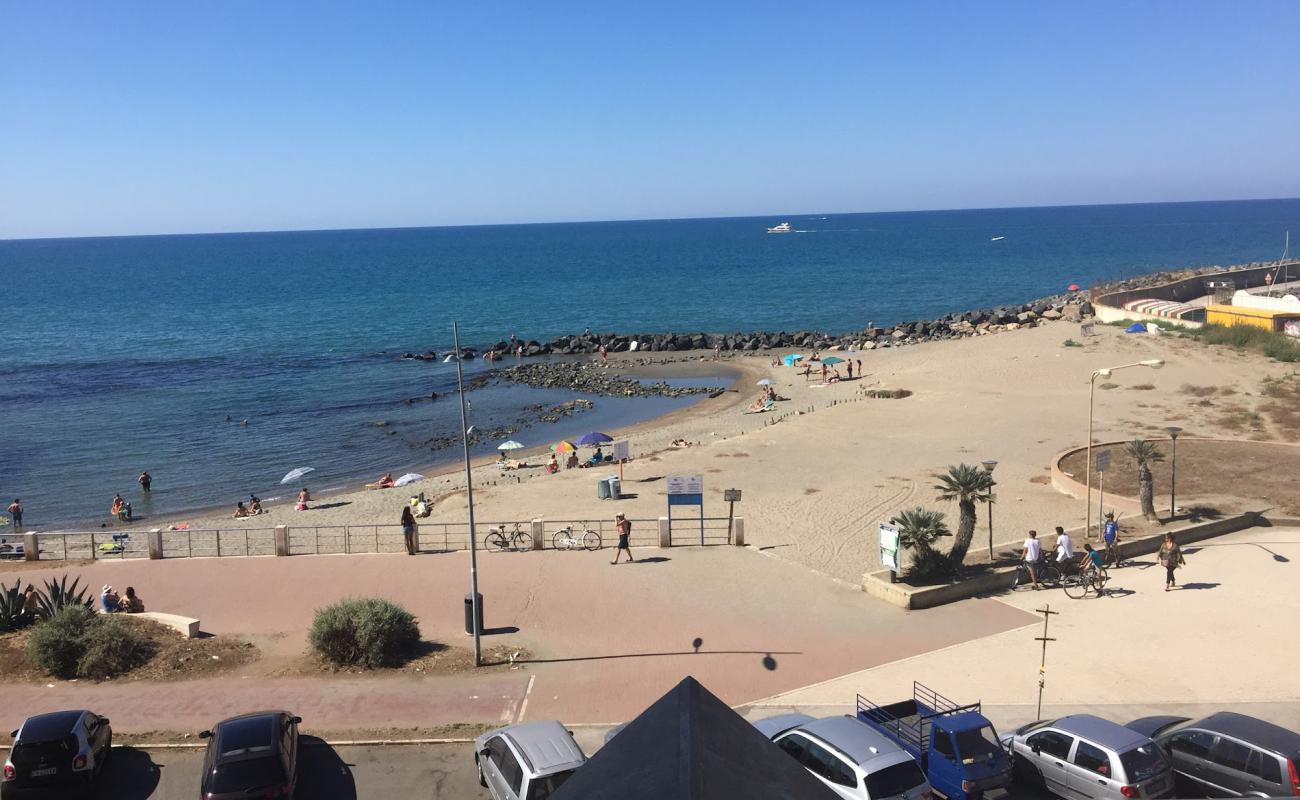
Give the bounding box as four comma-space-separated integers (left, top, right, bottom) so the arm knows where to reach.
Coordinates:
2, 199, 1298, 526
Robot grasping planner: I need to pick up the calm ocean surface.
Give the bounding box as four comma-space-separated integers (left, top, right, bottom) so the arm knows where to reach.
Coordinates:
2, 199, 1298, 527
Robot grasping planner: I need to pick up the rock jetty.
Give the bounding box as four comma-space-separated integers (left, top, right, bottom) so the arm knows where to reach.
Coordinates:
503, 362, 719, 398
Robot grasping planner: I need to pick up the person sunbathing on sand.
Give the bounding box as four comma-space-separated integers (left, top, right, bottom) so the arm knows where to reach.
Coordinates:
233, 501, 250, 518
296, 488, 310, 511
376, 473, 395, 488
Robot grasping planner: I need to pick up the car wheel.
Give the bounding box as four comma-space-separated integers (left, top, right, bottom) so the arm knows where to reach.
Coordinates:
476, 755, 487, 788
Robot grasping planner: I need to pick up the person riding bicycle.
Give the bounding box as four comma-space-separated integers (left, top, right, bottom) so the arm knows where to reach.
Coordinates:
1102, 512, 1120, 564
1019, 530, 1042, 590
1079, 543, 1107, 582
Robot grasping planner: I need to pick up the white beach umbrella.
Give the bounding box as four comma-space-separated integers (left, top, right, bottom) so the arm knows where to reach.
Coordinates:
280, 466, 315, 485
497, 440, 525, 451
756, 379, 775, 386
394, 472, 424, 487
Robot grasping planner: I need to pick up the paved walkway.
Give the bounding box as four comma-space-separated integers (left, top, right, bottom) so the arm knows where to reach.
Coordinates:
0, 546, 1034, 730
752, 527, 1300, 728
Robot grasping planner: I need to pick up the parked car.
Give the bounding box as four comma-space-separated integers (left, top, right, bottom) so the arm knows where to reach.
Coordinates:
1126, 711, 1300, 797
2, 710, 112, 800
1002, 714, 1173, 800
857, 683, 1012, 800
475, 720, 586, 800
754, 713, 933, 800
199, 710, 300, 799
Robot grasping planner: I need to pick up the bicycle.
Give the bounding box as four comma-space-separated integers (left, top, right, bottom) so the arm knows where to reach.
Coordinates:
1012, 554, 1062, 590
485, 522, 533, 552
552, 522, 602, 551
1062, 565, 1109, 599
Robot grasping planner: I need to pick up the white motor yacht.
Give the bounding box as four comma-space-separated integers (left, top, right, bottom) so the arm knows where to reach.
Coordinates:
767, 222, 793, 233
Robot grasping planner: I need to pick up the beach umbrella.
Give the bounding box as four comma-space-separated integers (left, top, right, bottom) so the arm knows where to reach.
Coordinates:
497, 440, 525, 451
394, 472, 423, 487
1068, 283, 1081, 291
280, 466, 315, 485
551, 440, 577, 454
782, 354, 803, 366
756, 379, 775, 386
821, 356, 846, 366
575, 431, 613, 446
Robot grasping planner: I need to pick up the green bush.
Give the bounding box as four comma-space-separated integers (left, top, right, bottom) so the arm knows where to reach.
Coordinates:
26, 606, 153, 679
1194, 323, 1300, 362
309, 598, 421, 668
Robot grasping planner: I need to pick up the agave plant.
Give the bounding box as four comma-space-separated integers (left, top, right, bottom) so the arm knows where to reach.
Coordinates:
0, 579, 34, 633
35, 574, 94, 619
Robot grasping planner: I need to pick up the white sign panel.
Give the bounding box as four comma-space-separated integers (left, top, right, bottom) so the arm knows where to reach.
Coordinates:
667, 475, 703, 495
879, 523, 901, 571
612, 440, 631, 462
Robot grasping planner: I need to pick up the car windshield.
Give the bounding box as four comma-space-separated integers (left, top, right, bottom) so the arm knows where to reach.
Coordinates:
865, 761, 929, 797
210, 756, 286, 793
1119, 743, 1169, 783
219, 717, 276, 757
526, 768, 575, 800
1015, 720, 1051, 736
955, 726, 1003, 764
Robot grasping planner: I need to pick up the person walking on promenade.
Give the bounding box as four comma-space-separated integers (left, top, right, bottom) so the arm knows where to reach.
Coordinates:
6, 499, 21, 529
138, 471, 152, 493
401, 505, 417, 555
1158, 533, 1186, 591
612, 513, 634, 564
1020, 529, 1042, 589
1054, 525, 1073, 568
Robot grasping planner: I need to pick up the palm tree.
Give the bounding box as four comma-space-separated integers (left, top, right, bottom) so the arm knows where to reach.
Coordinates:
1125, 439, 1165, 522
890, 506, 953, 579
934, 463, 994, 567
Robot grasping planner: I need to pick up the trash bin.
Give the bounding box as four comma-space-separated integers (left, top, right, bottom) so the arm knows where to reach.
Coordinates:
597, 478, 611, 500
607, 476, 621, 500
464, 592, 484, 635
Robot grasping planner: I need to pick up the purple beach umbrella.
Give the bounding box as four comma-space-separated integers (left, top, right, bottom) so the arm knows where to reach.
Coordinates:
574, 431, 614, 447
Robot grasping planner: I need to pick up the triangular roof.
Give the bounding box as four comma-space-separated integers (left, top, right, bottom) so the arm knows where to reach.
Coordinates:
551, 676, 839, 800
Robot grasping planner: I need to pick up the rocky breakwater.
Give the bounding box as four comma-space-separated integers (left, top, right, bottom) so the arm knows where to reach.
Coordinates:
480, 295, 1090, 357
503, 362, 721, 398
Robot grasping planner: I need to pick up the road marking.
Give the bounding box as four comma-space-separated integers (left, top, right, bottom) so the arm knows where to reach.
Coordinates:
515, 675, 536, 723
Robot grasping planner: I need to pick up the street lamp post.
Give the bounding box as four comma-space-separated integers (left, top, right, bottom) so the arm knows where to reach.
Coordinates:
453, 322, 482, 668
1166, 426, 1182, 519
982, 460, 998, 559
1086, 359, 1165, 538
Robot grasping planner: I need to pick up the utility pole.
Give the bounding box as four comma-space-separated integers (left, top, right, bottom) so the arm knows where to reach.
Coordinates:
1035, 604, 1059, 720
453, 322, 482, 667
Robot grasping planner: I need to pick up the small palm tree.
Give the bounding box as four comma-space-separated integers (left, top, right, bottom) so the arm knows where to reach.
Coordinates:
1125, 439, 1165, 522
890, 507, 953, 579
934, 464, 994, 567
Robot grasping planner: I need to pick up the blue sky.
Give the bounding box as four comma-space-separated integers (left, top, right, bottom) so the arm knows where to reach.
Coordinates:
2, 1, 1298, 238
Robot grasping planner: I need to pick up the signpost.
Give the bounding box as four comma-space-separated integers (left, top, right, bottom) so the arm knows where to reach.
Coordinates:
612, 440, 631, 482
667, 475, 705, 545
723, 488, 742, 544
879, 522, 901, 582
1095, 450, 1111, 539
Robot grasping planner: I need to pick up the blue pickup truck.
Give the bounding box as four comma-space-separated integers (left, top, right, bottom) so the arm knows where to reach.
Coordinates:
857, 682, 1013, 800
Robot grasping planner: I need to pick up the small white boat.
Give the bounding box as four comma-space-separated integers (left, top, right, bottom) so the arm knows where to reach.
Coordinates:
991, 236, 1005, 241
767, 222, 793, 234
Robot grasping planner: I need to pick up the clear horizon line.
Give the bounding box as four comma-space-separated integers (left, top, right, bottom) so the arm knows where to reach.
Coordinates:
4, 194, 1297, 244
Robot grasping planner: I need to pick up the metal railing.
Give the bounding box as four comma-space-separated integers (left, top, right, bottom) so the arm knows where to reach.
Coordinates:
13, 516, 742, 562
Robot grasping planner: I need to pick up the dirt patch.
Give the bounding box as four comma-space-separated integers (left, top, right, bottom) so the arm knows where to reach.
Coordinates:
112, 721, 493, 746
803, 488, 821, 495
1059, 439, 1300, 515
0, 618, 258, 684
266, 642, 530, 678
1029, 475, 1051, 485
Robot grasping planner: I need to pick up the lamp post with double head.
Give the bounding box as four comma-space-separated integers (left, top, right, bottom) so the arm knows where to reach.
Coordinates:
981, 460, 997, 559
1086, 359, 1165, 538
1166, 426, 1182, 519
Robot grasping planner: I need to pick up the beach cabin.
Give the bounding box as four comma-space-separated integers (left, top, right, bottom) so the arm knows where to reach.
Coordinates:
1205, 304, 1300, 338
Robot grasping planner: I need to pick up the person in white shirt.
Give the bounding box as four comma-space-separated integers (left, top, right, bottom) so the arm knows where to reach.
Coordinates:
1054, 525, 1074, 563
1020, 530, 1042, 589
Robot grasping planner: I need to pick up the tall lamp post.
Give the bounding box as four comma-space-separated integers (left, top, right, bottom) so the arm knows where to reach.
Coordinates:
981, 460, 998, 559
453, 322, 482, 668
1166, 426, 1182, 520
1086, 359, 1164, 538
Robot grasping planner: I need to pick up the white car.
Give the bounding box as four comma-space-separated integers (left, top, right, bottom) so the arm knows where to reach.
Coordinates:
475, 720, 585, 800
755, 713, 933, 800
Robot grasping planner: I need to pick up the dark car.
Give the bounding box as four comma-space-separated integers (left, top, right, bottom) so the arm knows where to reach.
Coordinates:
199, 711, 301, 799
1127, 712, 1300, 798
2, 710, 113, 800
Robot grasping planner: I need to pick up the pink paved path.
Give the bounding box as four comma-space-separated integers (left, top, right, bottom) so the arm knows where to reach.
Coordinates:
0, 548, 1035, 729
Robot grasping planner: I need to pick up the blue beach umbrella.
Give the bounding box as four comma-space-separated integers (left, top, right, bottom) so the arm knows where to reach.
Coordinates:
782, 354, 803, 366
574, 431, 613, 446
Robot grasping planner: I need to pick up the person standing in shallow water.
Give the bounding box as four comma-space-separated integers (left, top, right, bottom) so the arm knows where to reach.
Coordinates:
1158, 533, 1186, 591
6, 499, 21, 529
138, 471, 152, 493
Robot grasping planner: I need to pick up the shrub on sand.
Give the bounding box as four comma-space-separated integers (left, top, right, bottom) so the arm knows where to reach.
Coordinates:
309, 598, 421, 668
26, 606, 153, 680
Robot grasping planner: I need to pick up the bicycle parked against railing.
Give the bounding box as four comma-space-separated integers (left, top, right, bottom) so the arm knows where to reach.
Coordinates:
485, 522, 533, 552
552, 522, 602, 551
1012, 553, 1062, 590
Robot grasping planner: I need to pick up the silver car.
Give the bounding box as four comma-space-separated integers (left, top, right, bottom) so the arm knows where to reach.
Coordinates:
1003, 714, 1174, 800
475, 720, 586, 800
755, 713, 933, 800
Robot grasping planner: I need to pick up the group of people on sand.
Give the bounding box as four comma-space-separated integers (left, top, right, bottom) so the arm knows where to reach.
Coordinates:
99, 584, 145, 614
233, 494, 266, 518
